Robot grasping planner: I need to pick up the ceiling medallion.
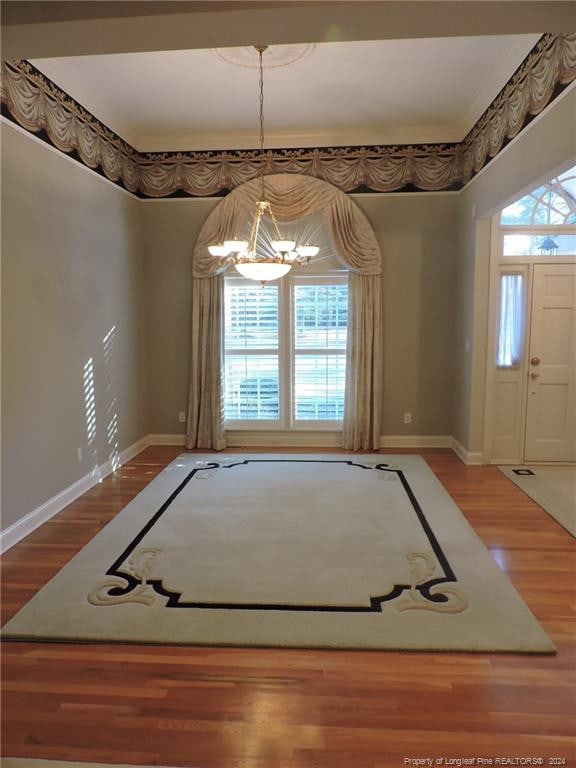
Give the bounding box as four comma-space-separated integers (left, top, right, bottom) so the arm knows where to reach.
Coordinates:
212, 43, 315, 69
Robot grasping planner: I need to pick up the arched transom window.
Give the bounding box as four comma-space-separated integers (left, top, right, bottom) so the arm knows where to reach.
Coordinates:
500, 164, 576, 256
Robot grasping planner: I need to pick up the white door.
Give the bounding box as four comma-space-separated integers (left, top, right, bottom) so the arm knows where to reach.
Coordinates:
525, 264, 576, 462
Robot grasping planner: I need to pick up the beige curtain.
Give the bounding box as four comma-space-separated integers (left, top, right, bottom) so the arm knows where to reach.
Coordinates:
343, 273, 383, 450
185, 275, 225, 450
186, 173, 383, 451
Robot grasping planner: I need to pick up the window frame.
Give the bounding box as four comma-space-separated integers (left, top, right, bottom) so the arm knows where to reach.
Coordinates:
223, 271, 348, 432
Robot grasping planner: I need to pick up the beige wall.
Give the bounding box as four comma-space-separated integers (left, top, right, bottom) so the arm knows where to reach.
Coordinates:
356, 195, 458, 436
141, 193, 459, 438
1, 124, 149, 530
141, 199, 217, 435
453, 85, 576, 453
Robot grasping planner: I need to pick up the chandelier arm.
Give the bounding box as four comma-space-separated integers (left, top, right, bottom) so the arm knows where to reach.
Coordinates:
247, 203, 262, 255
267, 204, 284, 242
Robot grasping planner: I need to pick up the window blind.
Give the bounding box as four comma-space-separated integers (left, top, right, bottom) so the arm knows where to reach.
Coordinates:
224, 284, 279, 421
224, 276, 348, 426
293, 284, 347, 421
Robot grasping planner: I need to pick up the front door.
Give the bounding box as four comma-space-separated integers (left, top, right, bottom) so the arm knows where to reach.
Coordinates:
525, 264, 576, 462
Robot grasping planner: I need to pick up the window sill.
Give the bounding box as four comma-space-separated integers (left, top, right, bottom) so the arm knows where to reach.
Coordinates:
224, 427, 343, 447
225, 424, 343, 432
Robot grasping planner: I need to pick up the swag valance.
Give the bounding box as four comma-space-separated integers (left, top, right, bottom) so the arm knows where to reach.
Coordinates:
187, 173, 383, 451
193, 173, 382, 278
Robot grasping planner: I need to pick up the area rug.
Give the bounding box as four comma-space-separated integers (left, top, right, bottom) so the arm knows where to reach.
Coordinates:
499, 465, 576, 538
1, 454, 553, 652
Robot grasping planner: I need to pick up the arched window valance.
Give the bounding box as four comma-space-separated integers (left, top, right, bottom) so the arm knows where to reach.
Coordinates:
186, 174, 383, 451
192, 173, 382, 277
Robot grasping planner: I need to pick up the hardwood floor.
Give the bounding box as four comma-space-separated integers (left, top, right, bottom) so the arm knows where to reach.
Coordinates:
2, 446, 575, 767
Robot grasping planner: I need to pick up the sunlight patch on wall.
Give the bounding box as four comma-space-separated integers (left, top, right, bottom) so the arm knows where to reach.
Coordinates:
82, 357, 101, 481
103, 326, 121, 471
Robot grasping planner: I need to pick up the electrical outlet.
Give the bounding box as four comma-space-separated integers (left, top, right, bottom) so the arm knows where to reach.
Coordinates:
77, 446, 83, 462
403, 412, 412, 424
178, 411, 186, 423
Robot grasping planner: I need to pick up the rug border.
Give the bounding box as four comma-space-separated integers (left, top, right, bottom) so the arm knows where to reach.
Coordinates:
102, 457, 462, 614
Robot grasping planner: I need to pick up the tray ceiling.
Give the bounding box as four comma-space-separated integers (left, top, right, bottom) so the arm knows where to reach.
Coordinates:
31, 34, 540, 152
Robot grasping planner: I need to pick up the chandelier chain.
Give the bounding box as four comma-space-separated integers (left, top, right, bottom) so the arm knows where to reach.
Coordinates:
207, 43, 318, 282
258, 46, 266, 200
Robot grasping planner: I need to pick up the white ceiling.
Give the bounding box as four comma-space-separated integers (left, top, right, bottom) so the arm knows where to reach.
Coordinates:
32, 34, 541, 152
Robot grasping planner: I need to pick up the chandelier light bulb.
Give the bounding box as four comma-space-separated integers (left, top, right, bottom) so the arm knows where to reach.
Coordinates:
296, 245, 320, 258
271, 239, 296, 253
208, 244, 230, 257
224, 239, 249, 253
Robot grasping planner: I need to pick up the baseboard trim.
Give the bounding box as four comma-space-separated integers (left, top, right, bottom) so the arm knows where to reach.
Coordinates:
0, 435, 150, 554
148, 429, 454, 448
148, 432, 453, 449
451, 437, 485, 466
148, 433, 186, 446
379, 435, 452, 448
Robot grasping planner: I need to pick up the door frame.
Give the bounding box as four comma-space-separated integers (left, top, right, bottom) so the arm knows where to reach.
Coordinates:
483, 215, 576, 464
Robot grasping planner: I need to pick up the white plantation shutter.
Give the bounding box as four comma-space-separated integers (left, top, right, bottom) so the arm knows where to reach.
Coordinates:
224, 283, 280, 421
224, 275, 348, 427
293, 284, 347, 421
225, 284, 279, 349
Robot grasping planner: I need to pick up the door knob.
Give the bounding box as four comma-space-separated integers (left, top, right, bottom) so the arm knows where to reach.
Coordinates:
530, 356, 540, 366
530, 372, 539, 379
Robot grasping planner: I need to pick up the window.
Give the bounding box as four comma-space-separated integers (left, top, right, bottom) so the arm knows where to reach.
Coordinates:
224, 274, 348, 428
224, 283, 279, 420
293, 284, 347, 421
502, 233, 576, 257
499, 165, 576, 258
500, 166, 576, 226
496, 273, 525, 368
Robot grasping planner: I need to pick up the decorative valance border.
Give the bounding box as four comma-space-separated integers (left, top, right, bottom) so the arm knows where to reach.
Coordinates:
1, 59, 140, 194
1, 33, 575, 198
460, 32, 576, 184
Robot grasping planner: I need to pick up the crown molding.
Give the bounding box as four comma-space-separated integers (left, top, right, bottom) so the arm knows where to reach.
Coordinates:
1, 33, 575, 198
455, 33, 541, 138
130, 126, 463, 153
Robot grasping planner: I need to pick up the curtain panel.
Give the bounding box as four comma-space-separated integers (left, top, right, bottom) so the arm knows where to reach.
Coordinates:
185, 274, 225, 450
186, 173, 383, 450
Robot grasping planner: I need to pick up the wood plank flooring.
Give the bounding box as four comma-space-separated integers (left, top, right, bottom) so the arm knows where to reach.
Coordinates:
2, 447, 575, 767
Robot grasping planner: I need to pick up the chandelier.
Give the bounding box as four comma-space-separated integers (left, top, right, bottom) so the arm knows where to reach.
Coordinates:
208, 46, 318, 283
